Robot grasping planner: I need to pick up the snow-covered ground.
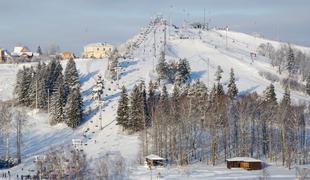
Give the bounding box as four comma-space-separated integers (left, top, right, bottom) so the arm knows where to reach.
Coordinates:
130, 163, 296, 180
0, 21, 309, 179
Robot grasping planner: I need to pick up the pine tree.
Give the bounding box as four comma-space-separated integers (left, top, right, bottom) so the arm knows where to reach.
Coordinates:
227, 68, 238, 99
64, 88, 83, 128
46, 60, 63, 95
108, 48, 120, 79
281, 86, 291, 107
129, 85, 144, 132
116, 86, 129, 130
160, 85, 168, 102
148, 80, 156, 126
139, 81, 150, 127
306, 74, 310, 96
287, 45, 295, 76
175, 58, 191, 84
264, 83, 277, 105
156, 51, 168, 80
49, 73, 65, 125
36, 46, 42, 56
63, 59, 83, 128
15, 66, 33, 106
215, 65, 224, 83
29, 63, 48, 109
64, 59, 80, 98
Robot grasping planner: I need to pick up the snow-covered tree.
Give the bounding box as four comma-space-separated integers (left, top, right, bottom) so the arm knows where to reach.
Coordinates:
175, 58, 191, 85
49, 73, 65, 125
46, 59, 63, 95
156, 51, 168, 80
64, 58, 83, 128
215, 65, 223, 83
36, 46, 43, 56
116, 86, 129, 130
264, 83, 277, 105
64, 87, 83, 128
64, 59, 80, 98
108, 48, 120, 80
306, 74, 310, 96
227, 68, 238, 99
139, 81, 150, 127
15, 66, 33, 106
281, 86, 291, 107
129, 85, 144, 132
287, 45, 295, 76
28, 62, 48, 109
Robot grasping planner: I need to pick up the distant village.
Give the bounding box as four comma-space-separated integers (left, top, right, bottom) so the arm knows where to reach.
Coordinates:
0, 42, 114, 63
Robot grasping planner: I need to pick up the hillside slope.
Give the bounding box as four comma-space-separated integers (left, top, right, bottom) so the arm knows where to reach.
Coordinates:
0, 22, 309, 178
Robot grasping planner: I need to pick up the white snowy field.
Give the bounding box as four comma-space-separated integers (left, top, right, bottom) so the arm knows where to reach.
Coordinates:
0, 21, 309, 179
130, 163, 296, 180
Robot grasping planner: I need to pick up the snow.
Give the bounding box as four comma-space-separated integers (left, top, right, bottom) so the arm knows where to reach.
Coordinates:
146, 154, 165, 160
130, 163, 296, 180
0, 21, 309, 179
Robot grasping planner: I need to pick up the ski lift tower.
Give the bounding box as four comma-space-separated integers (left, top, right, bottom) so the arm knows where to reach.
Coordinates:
92, 75, 105, 130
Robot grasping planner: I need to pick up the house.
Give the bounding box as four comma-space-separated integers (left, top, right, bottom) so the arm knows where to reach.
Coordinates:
226, 157, 262, 170
12, 46, 33, 58
60, 51, 75, 60
82, 43, 114, 59
145, 154, 165, 167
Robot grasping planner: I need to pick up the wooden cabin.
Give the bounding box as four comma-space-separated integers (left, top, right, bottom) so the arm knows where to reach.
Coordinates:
226, 157, 262, 170
145, 154, 165, 167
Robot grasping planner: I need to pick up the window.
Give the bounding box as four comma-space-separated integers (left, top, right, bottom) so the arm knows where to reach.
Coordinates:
97, 48, 99, 51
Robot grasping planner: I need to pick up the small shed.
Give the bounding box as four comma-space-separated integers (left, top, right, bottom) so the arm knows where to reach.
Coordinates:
226, 157, 262, 170
145, 154, 165, 167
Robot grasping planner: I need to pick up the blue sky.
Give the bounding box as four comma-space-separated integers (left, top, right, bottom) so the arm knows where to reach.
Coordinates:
1, 0, 309, 54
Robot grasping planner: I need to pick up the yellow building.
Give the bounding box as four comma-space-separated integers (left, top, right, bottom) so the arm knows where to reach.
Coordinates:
82, 43, 114, 59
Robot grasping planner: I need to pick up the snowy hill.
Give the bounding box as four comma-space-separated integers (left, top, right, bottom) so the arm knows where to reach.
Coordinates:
0, 21, 309, 179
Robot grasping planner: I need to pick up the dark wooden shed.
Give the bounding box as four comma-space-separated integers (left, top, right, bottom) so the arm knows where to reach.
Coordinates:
145, 154, 165, 167
226, 157, 262, 170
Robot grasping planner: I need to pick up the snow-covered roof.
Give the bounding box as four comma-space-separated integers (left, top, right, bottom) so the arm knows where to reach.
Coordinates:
84, 43, 113, 47
13, 46, 24, 54
146, 154, 164, 160
226, 157, 262, 162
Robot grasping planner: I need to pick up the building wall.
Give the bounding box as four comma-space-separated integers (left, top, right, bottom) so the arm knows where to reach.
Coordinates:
83, 44, 114, 59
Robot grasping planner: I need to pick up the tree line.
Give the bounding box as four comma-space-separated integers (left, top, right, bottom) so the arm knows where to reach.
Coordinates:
14, 59, 83, 128
257, 43, 310, 96
117, 66, 309, 168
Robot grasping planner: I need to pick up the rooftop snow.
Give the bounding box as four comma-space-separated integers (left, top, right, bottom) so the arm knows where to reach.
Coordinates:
226, 157, 262, 162
146, 154, 165, 160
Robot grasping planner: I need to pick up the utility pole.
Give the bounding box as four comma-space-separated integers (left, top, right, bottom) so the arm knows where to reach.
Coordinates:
93, 75, 104, 130
169, 5, 173, 40
47, 89, 50, 114
226, 26, 228, 49
203, 8, 206, 30
35, 80, 38, 109
153, 28, 156, 72
164, 23, 167, 53
208, 58, 210, 88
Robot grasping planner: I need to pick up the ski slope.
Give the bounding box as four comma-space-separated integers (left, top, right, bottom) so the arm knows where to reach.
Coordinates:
0, 21, 309, 179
